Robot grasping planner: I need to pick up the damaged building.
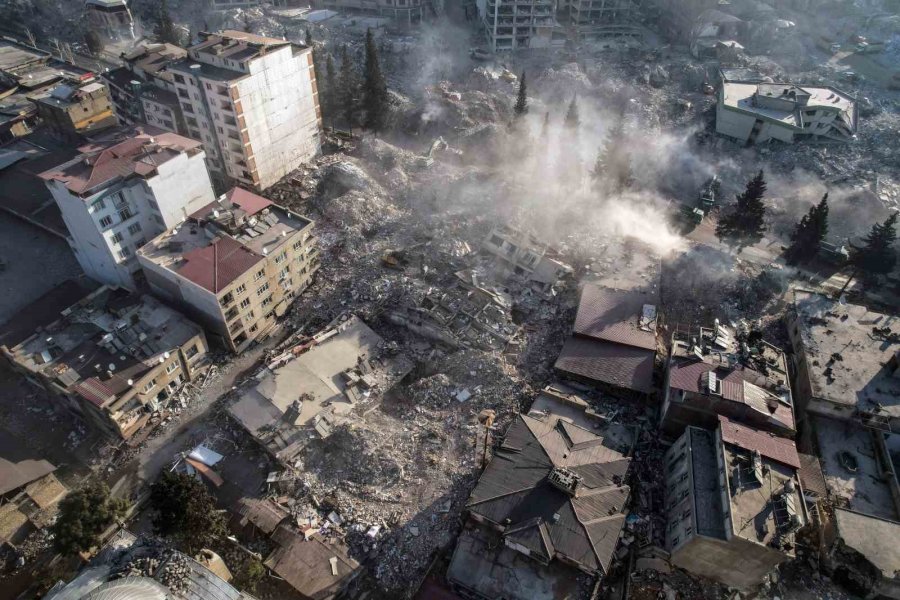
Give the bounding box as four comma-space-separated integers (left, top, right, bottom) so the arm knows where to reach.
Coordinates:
716, 70, 858, 144
660, 321, 795, 440
480, 225, 574, 294
664, 416, 806, 589
85, 0, 135, 39
447, 386, 634, 599
138, 188, 319, 353
40, 127, 217, 290
554, 284, 658, 400
228, 314, 412, 463
0, 281, 209, 440
476, 0, 564, 52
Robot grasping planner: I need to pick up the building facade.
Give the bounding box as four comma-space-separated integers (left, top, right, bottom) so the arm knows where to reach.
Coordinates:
476, 0, 564, 51
0, 284, 209, 440
138, 188, 319, 353
31, 81, 118, 141
166, 31, 321, 190
480, 225, 573, 293
40, 128, 217, 290
313, 0, 426, 25
85, 0, 135, 39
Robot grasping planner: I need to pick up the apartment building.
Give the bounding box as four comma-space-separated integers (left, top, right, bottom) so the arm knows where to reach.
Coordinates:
313, 0, 426, 25
103, 43, 189, 135
0, 282, 209, 440
166, 30, 321, 190
40, 127, 217, 290
476, 0, 564, 51
557, 0, 639, 40
31, 81, 118, 142
138, 188, 319, 353
664, 419, 805, 589
480, 224, 573, 293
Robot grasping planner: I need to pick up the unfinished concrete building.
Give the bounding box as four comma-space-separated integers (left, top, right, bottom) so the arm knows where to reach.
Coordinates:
476, 0, 564, 52
448, 387, 634, 598
313, 0, 426, 25
557, 0, 640, 41
85, 0, 135, 39
554, 284, 658, 400
138, 188, 318, 353
480, 225, 573, 294
660, 322, 795, 440
716, 74, 858, 144
664, 418, 806, 589
168, 31, 321, 190
228, 315, 413, 462
40, 128, 216, 290
0, 282, 209, 440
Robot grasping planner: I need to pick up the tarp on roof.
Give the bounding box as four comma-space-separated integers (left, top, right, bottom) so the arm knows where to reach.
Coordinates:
188, 444, 224, 467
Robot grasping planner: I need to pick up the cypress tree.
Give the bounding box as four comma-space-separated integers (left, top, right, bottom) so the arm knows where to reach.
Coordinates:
324, 53, 337, 128
154, 0, 180, 46
853, 212, 898, 277
362, 28, 389, 132
338, 45, 359, 134
513, 71, 528, 117
716, 170, 768, 250
786, 193, 829, 264
564, 95, 580, 130
540, 111, 550, 139
305, 28, 312, 47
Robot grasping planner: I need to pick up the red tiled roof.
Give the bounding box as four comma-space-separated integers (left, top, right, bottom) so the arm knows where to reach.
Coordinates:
39, 128, 202, 195
226, 187, 273, 216
176, 236, 262, 294
555, 336, 655, 394
718, 415, 800, 469
573, 285, 657, 351
74, 377, 116, 407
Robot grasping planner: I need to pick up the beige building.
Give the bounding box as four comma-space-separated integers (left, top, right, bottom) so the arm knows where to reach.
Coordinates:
138, 188, 319, 353
0, 281, 209, 440
167, 31, 321, 190
30, 81, 118, 142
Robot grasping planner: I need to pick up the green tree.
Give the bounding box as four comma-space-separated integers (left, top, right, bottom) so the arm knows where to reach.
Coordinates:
786, 193, 829, 264
716, 170, 768, 250
513, 71, 528, 118
305, 28, 312, 47
322, 53, 337, 127
362, 28, 389, 131
539, 111, 549, 139
52, 480, 129, 555
591, 121, 632, 193
234, 559, 266, 593
154, 0, 181, 46
853, 212, 898, 277
150, 471, 226, 554
84, 30, 104, 56
564, 95, 579, 130
338, 45, 359, 134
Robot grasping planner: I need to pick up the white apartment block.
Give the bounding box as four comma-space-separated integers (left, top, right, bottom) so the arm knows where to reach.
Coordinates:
167, 30, 322, 191
40, 128, 217, 290
476, 0, 564, 52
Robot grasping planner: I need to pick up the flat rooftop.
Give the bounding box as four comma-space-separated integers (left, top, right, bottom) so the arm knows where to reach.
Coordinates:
722, 82, 855, 128
139, 188, 313, 294
688, 427, 727, 539
0, 40, 49, 73
792, 291, 900, 418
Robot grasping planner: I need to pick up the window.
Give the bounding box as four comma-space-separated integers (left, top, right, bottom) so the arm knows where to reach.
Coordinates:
118, 207, 134, 221
99, 215, 113, 228
248, 324, 258, 333
174, 74, 185, 84
178, 88, 189, 99
142, 378, 157, 393
134, 238, 146, 249
239, 297, 251, 309
292, 240, 304, 251
279, 266, 290, 279
166, 362, 178, 374
185, 344, 199, 359
111, 232, 124, 244
245, 310, 255, 319
274, 251, 288, 264
489, 234, 503, 246
118, 247, 132, 260
91, 198, 106, 212
235, 283, 247, 295
256, 282, 270, 296
254, 268, 265, 281
127, 222, 142, 236
205, 83, 212, 90
261, 295, 273, 308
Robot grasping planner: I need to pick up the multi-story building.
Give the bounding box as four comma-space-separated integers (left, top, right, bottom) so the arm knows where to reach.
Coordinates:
313, 0, 426, 25
476, 0, 564, 52
557, 0, 640, 40
85, 0, 135, 39
40, 127, 217, 290
30, 81, 118, 142
664, 418, 806, 589
103, 43, 189, 135
0, 282, 209, 440
165, 30, 321, 190
480, 224, 573, 293
137, 188, 319, 353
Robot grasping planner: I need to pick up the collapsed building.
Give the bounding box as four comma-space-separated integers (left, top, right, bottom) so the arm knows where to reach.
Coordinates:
0, 281, 210, 440
660, 321, 795, 440
85, 0, 135, 40
787, 291, 900, 598
313, 0, 427, 25
447, 386, 634, 599
228, 314, 413, 463
40, 127, 217, 290
664, 417, 806, 589
716, 70, 858, 144
138, 188, 319, 353
476, 0, 563, 52
480, 225, 574, 295
554, 284, 658, 401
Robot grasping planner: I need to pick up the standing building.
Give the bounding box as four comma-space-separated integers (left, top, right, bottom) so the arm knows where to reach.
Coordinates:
137, 188, 319, 353
166, 30, 321, 190
313, 0, 426, 25
30, 81, 118, 142
476, 0, 564, 51
664, 418, 806, 589
0, 282, 209, 441
40, 127, 217, 290
557, 0, 640, 41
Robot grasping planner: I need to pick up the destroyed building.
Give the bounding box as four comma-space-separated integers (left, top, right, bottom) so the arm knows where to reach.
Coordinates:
447, 386, 634, 599
138, 188, 319, 353
85, 0, 135, 40
43, 530, 256, 600
167, 30, 321, 190
0, 281, 210, 440
480, 225, 574, 294
40, 127, 217, 290
660, 322, 795, 440
664, 417, 806, 589
103, 43, 189, 135
313, 0, 426, 25
554, 284, 658, 400
557, 0, 640, 41
716, 70, 858, 144
228, 315, 412, 463
476, 0, 564, 52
